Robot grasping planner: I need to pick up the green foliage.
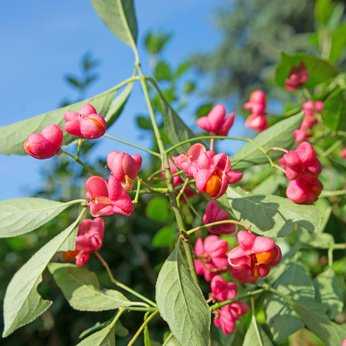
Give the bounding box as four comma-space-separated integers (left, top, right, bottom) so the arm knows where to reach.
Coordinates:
144, 31, 172, 55
154, 61, 173, 81
243, 315, 272, 346
159, 89, 195, 151
293, 300, 346, 346
224, 187, 325, 238
232, 113, 303, 170
315, 268, 345, 319
156, 242, 211, 346
275, 53, 337, 88
0, 198, 80, 238
2, 214, 82, 337
265, 263, 314, 342
152, 225, 176, 248
91, 0, 138, 49
323, 88, 346, 131
77, 319, 117, 346
48, 263, 131, 311
146, 196, 171, 223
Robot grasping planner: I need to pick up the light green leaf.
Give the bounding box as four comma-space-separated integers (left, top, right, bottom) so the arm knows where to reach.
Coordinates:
265, 263, 314, 342
146, 196, 171, 223
163, 334, 181, 346
152, 225, 176, 248
0, 198, 81, 238
293, 300, 346, 346
2, 214, 83, 337
315, 268, 345, 319
0, 87, 116, 155
159, 94, 195, 152
232, 113, 303, 170
223, 188, 322, 237
48, 263, 130, 311
77, 321, 116, 346
243, 316, 273, 346
155, 242, 210, 346
91, 0, 138, 50
275, 53, 337, 89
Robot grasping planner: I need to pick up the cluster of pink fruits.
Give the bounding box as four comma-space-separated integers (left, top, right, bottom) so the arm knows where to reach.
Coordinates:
193, 200, 282, 334
22, 62, 330, 335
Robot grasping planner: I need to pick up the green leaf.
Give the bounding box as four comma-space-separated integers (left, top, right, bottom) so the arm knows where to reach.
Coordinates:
293, 300, 346, 346
0, 86, 116, 155
155, 242, 211, 346
77, 320, 116, 346
136, 115, 152, 130
223, 188, 322, 237
265, 263, 315, 342
2, 215, 82, 337
315, 268, 345, 319
330, 23, 346, 62
91, 0, 138, 49
152, 225, 176, 248
48, 263, 130, 311
195, 102, 213, 118
323, 89, 346, 131
275, 53, 337, 89
315, 0, 334, 26
144, 323, 152, 346
0, 198, 80, 238
232, 113, 303, 170
154, 61, 172, 81
159, 94, 195, 152
144, 31, 172, 55
163, 334, 181, 346
146, 197, 171, 223
243, 316, 273, 346
105, 82, 133, 128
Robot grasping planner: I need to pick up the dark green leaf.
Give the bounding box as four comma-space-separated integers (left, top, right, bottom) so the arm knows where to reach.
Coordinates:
232, 113, 303, 170
154, 61, 172, 81
155, 242, 211, 346
322, 89, 346, 131
105, 82, 133, 128
195, 103, 214, 118
0, 198, 81, 238
275, 53, 337, 89
91, 0, 138, 49
159, 93, 195, 152
136, 115, 151, 130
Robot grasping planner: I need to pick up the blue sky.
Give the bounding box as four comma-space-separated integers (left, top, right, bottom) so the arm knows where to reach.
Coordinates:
0, 0, 248, 199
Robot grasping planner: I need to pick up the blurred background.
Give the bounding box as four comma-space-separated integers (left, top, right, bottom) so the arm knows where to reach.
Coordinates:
1, 0, 346, 345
